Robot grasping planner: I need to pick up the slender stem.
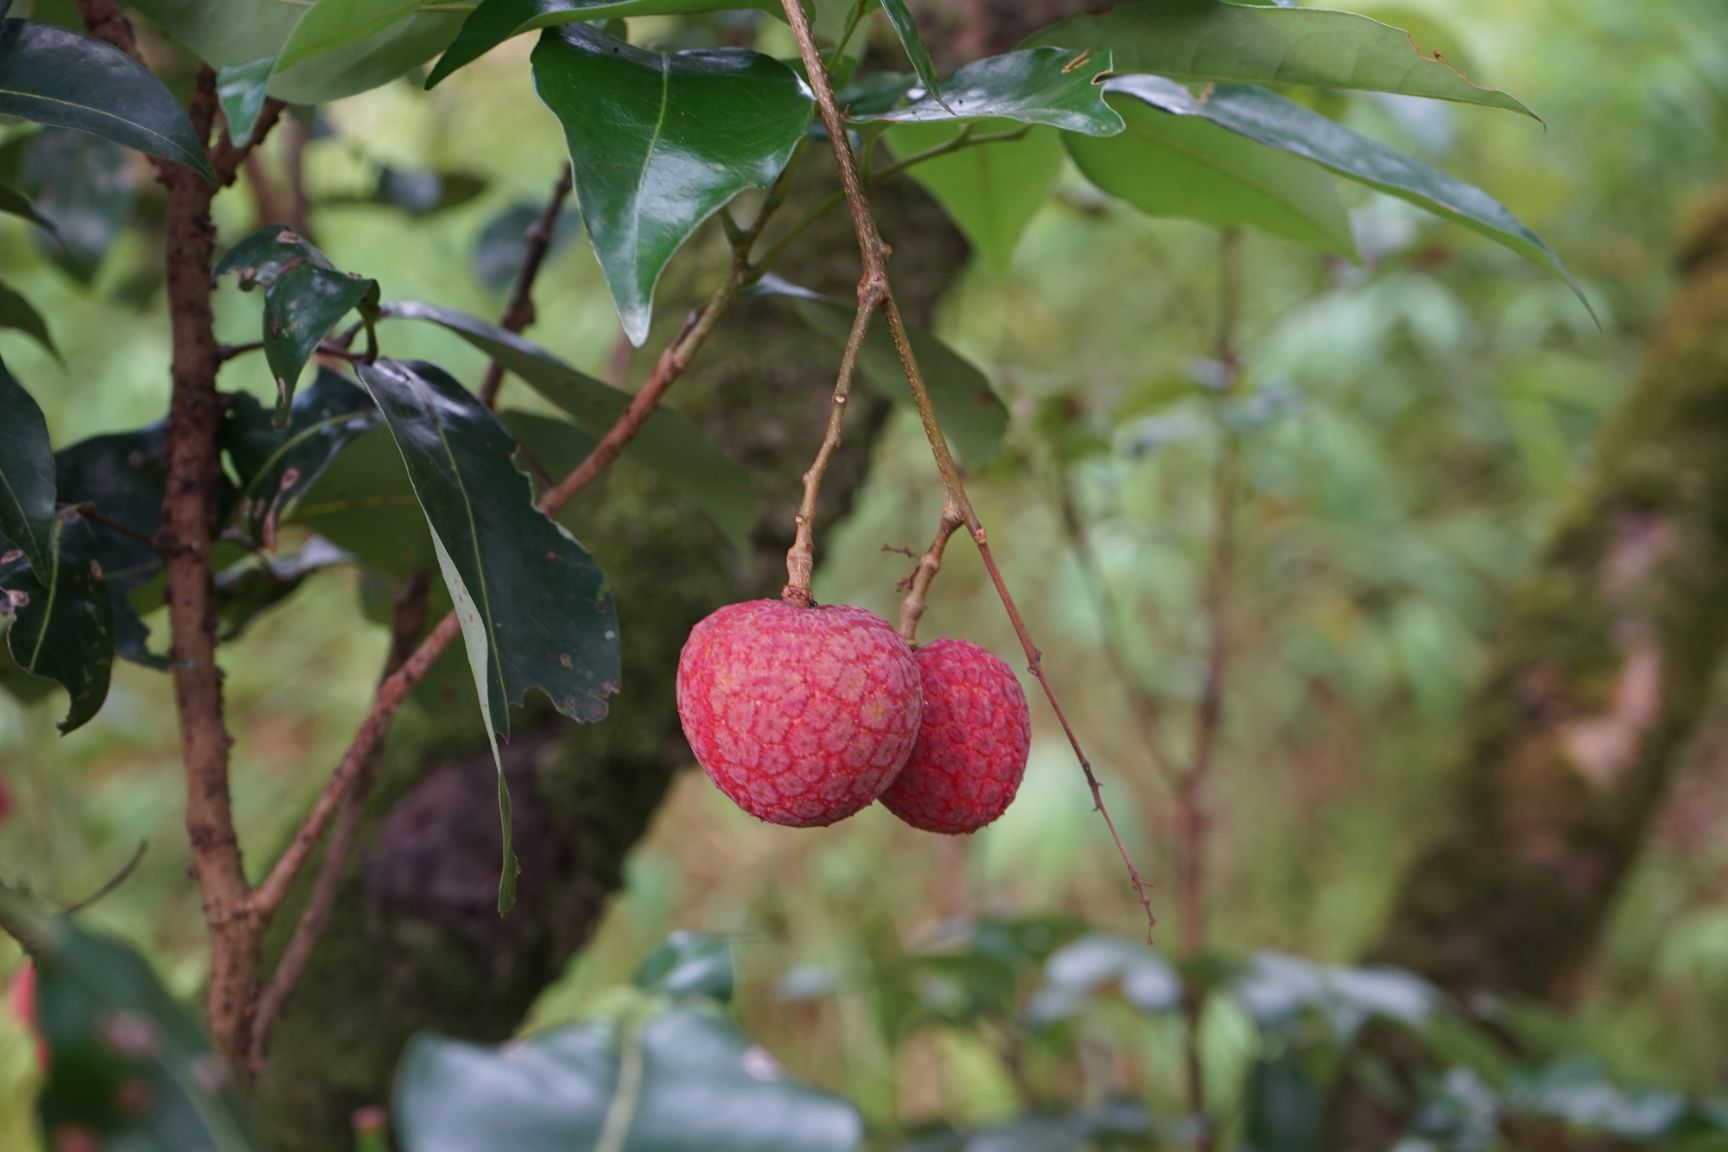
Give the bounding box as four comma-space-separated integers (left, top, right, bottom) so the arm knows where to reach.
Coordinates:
827, 0, 871, 68
775, 0, 1156, 937
478, 163, 575, 408
71, 505, 165, 554
897, 500, 963, 643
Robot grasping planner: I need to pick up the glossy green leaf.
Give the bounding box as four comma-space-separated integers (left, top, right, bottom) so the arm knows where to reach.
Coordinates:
18, 129, 135, 285
268, 9, 466, 104
0, 279, 57, 356
1105, 76, 1593, 318
1067, 90, 1355, 256
32, 917, 262, 1149
427, 0, 788, 88
0, 517, 114, 734
849, 47, 1121, 135
531, 23, 812, 345
0, 18, 214, 178
354, 359, 621, 911
886, 122, 1062, 275
0, 180, 58, 238
384, 301, 758, 552
635, 932, 735, 1002
396, 1008, 864, 1152
1027, 0, 1536, 119
0, 352, 56, 571
128, 0, 300, 68
215, 227, 382, 422
216, 57, 273, 146
876, 0, 945, 113
220, 368, 380, 550
753, 277, 1008, 465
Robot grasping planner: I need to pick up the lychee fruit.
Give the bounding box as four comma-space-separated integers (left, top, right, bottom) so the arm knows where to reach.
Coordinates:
676, 599, 922, 827
879, 638, 1030, 834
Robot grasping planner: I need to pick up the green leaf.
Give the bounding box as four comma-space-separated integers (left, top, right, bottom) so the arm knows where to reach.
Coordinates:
220, 368, 380, 550
634, 933, 735, 1002
267, 9, 466, 104
0, 180, 59, 238
473, 201, 582, 291
885, 122, 1062, 275
531, 23, 812, 345
216, 56, 273, 146
0, 518, 115, 734
18, 129, 135, 285
0, 352, 57, 571
1105, 77, 1593, 319
1025, 932, 1182, 1024
214, 226, 382, 422
32, 917, 263, 1150
275, 0, 424, 71
875, 0, 945, 113
384, 301, 758, 552
427, 0, 789, 89
395, 1008, 864, 1152
0, 18, 215, 179
1026, 0, 1537, 120
285, 423, 433, 575
1067, 89, 1355, 256
215, 536, 352, 640
752, 277, 1008, 465
0, 279, 57, 356
371, 165, 487, 216
128, 0, 301, 68
848, 47, 1121, 135
353, 359, 621, 911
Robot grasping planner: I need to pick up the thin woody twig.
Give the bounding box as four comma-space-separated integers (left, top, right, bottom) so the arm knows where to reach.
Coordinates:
897, 500, 964, 643
776, 0, 1157, 937
479, 163, 575, 408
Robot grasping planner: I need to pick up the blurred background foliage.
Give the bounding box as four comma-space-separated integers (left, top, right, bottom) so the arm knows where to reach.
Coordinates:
3, 0, 1728, 1145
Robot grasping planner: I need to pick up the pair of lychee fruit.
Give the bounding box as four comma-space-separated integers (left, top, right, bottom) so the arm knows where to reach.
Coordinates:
676, 599, 1030, 833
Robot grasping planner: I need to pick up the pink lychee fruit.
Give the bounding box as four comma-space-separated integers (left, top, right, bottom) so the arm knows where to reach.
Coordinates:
676, 599, 922, 827
879, 638, 1030, 834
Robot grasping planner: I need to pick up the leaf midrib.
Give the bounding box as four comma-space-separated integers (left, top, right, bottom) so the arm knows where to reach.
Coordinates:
0, 85, 202, 169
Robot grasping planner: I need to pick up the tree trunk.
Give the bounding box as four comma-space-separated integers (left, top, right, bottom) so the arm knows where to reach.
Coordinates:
1328, 187, 1728, 1146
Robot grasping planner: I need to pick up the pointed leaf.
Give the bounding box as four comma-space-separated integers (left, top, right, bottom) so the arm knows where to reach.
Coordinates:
876, 0, 945, 113
848, 47, 1121, 135
1106, 76, 1592, 318
354, 358, 620, 908
0, 180, 59, 238
275, 0, 426, 71
215, 226, 381, 420
216, 56, 273, 146
0, 352, 56, 571
267, 9, 467, 104
384, 301, 757, 551
128, 0, 300, 68
1, 517, 114, 733
1067, 89, 1355, 255
885, 122, 1062, 275
396, 1009, 864, 1152
531, 23, 812, 345
0, 18, 215, 178
0, 280, 57, 356
1027, 0, 1536, 119
427, 0, 788, 88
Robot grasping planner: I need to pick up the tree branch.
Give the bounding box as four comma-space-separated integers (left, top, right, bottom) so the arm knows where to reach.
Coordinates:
776, 0, 1156, 937
478, 163, 575, 408
897, 499, 964, 643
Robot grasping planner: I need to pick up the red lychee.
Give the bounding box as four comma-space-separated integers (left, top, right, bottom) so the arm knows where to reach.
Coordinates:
879, 638, 1030, 834
676, 599, 922, 827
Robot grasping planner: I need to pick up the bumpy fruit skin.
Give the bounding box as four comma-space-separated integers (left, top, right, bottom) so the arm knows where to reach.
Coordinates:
880, 638, 1030, 834
676, 599, 922, 827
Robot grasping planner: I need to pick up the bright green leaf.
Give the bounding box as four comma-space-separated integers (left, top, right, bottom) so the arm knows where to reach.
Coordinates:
848, 47, 1121, 135
0, 18, 215, 178
275, 0, 424, 71
0, 352, 56, 570
268, 9, 466, 104
216, 56, 274, 146
886, 121, 1062, 275
531, 23, 812, 345
128, 0, 300, 68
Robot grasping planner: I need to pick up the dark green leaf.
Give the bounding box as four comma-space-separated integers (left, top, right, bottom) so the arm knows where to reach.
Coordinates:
634, 933, 735, 1002
54, 424, 174, 594
0, 279, 57, 355
848, 47, 1121, 135
1243, 1055, 1325, 1152
372, 165, 487, 215
1027, 0, 1536, 119
876, 0, 945, 113
214, 226, 382, 421
128, 0, 300, 68
885, 122, 1061, 275
0, 352, 56, 570
395, 1008, 864, 1152
215, 537, 353, 640
1104, 77, 1592, 318
32, 917, 262, 1149
0, 18, 215, 178
18, 129, 135, 285
1, 517, 115, 733
384, 301, 758, 552
267, 9, 466, 104
354, 358, 621, 910
220, 368, 380, 550
0, 180, 59, 238
1067, 89, 1356, 256
473, 201, 582, 291
531, 23, 812, 344
216, 56, 273, 146
426, 0, 789, 88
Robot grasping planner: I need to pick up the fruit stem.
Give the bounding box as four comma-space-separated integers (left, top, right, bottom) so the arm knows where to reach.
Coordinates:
897, 499, 964, 643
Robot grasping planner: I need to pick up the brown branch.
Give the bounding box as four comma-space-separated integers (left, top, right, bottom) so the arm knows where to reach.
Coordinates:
71, 504, 165, 554
478, 163, 575, 408
776, 0, 1156, 937
897, 499, 963, 643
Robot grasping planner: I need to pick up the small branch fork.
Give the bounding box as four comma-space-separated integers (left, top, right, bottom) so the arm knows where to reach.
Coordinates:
774, 0, 1156, 937
897, 500, 964, 644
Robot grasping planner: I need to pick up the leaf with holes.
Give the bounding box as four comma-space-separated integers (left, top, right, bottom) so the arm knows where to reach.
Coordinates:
215, 227, 382, 423
0, 353, 56, 571
1066, 88, 1355, 255
531, 23, 811, 345
0, 18, 214, 178
1105, 77, 1592, 319
848, 47, 1121, 135
354, 359, 620, 911
885, 121, 1062, 275
385, 302, 757, 552
1027, 0, 1536, 119
0, 517, 114, 734
427, 0, 789, 88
